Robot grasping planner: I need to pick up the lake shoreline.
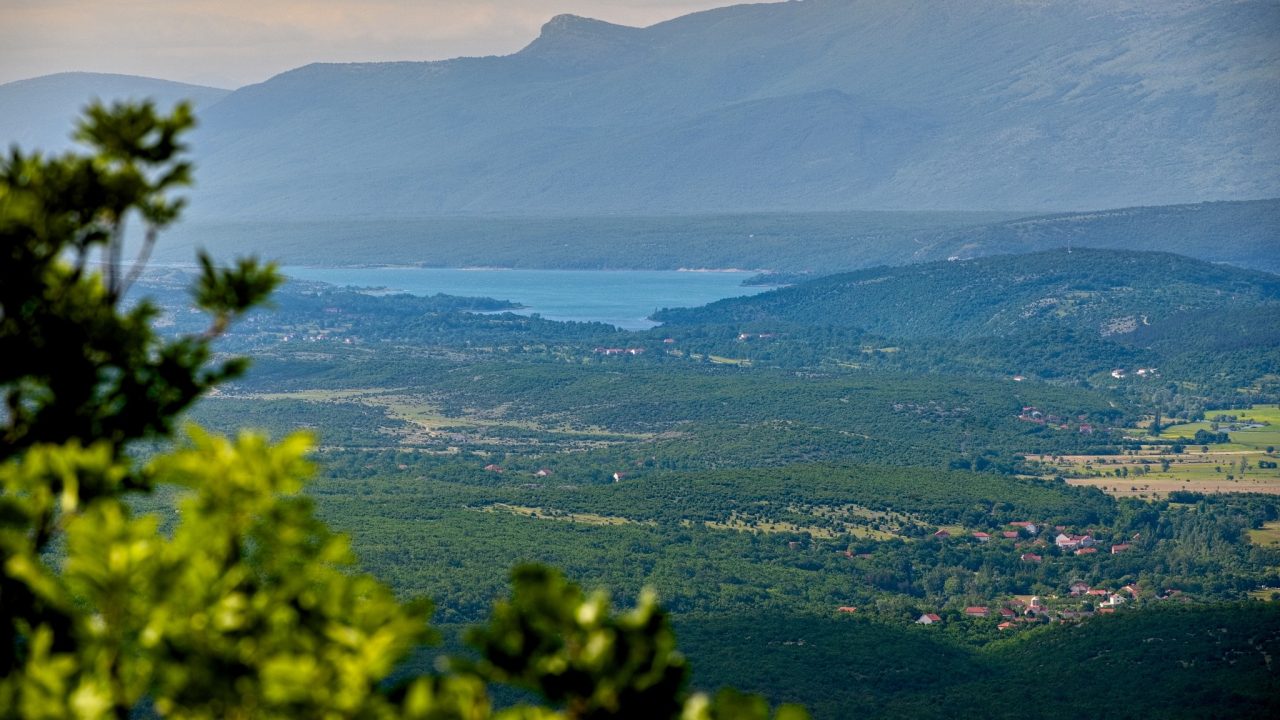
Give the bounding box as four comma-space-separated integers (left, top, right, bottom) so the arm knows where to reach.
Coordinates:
280, 266, 770, 331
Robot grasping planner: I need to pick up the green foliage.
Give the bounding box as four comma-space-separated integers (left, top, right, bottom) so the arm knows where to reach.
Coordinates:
0, 103, 801, 719
1, 432, 436, 718
463, 566, 686, 719
0, 99, 277, 459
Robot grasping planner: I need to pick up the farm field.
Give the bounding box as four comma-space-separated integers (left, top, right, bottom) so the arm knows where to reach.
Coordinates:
1030, 448, 1280, 497
1161, 404, 1280, 451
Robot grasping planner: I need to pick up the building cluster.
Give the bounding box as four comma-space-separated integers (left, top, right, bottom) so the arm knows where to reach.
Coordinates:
890, 520, 1161, 630
914, 583, 1149, 629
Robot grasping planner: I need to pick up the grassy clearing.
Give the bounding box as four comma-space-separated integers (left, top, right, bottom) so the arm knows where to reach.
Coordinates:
1249, 521, 1280, 547
703, 518, 844, 539
237, 388, 388, 402
233, 388, 655, 446
477, 504, 651, 527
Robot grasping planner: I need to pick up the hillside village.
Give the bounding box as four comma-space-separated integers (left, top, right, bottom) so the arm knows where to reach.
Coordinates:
863, 520, 1189, 630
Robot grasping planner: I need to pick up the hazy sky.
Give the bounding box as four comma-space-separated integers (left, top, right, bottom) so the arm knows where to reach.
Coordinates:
0, 1, 760, 88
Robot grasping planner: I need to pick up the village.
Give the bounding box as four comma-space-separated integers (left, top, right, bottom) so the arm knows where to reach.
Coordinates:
835, 519, 1189, 631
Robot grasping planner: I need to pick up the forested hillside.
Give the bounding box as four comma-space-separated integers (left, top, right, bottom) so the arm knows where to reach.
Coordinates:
654, 249, 1280, 339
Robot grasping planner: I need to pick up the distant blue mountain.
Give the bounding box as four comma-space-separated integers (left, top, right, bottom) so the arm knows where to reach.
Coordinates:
3, 1, 1278, 218
0, 73, 229, 154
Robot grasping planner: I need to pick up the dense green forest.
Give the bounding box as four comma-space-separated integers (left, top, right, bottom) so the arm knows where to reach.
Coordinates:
678, 604, 1280, 719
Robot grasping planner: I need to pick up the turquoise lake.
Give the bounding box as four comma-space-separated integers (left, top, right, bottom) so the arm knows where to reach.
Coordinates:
282, 267, 770, 330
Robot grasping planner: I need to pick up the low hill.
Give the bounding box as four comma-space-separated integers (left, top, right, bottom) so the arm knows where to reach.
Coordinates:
906, 199, 1280, 274
652, 249, 1280, 340
0, 72, 230, 154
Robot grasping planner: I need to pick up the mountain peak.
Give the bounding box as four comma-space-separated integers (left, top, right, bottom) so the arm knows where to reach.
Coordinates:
519, 13, 645, 65
539, 13, 633, 35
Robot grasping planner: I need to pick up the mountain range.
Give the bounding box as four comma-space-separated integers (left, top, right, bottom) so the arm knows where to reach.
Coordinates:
2, 0, 1278, 219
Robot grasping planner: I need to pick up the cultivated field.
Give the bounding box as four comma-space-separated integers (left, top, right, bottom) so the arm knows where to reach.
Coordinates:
1029, 406, 1280, 497
1161, 404, 1280, 451
1029, 447, 1280, 497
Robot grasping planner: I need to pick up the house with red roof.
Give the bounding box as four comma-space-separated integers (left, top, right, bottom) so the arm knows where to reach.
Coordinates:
1020, 553, 1043, 563
964, 607, 990, 618
916, 613, 943, 625
1111, 543, 1132, 554
972, 531, 991, 542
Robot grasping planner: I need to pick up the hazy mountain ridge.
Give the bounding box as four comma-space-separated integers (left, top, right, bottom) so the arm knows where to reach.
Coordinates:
151, 199, 1279, 274
5, 0, 1275, 218
904, 199, 1280, 271
0, 72, 229, 155
652, 248, 1280, 339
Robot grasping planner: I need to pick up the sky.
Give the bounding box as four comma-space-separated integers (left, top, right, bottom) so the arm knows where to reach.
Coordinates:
0, 1, 761, 88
